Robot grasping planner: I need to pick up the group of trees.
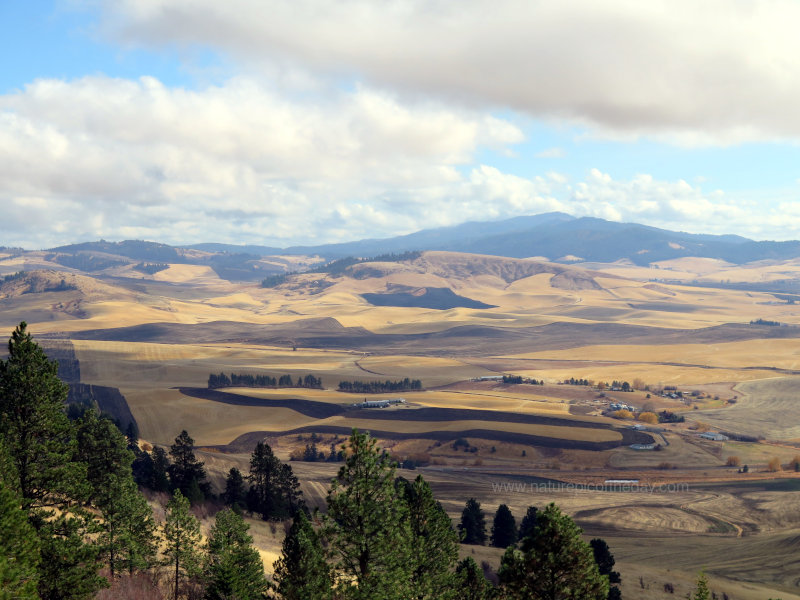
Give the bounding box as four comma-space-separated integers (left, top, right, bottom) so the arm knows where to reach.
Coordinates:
337, 378, 422, 394
133, 262, 169, 274
0, 322, 297, 599
1, 320, 627, 599
269, 429, 619, 599
208, 372, 323, 390
456, 499, 622, 599
563, 377, 592, 386
501, 375, 544, 385
290, 442, 345, 463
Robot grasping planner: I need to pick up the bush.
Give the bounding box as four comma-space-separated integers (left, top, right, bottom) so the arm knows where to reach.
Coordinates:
637, 412, 658, 425
726, 455, 741, 467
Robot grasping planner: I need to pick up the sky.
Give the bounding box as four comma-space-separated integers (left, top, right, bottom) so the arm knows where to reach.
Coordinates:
2, 0, 800, 249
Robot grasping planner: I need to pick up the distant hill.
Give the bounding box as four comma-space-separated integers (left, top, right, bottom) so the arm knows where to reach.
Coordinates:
188, 212, 800, 266
11, 213, 800, 284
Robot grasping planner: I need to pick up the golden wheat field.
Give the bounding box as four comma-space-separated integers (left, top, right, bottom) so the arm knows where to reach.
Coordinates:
5, 250, 800, 598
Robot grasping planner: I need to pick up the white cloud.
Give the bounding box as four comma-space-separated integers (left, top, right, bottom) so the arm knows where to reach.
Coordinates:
0, 75, 524, 248
92, 0, 800, 145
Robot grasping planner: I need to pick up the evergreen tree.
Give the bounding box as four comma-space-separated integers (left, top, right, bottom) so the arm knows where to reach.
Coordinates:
203, 508, 268, 600
0, 323, 102, 598
99, 474, 158, 578
248, 442, 303, 520
272, 511, 333, 600
0, 321, 87, 508
690, 571, 711, 600
400, 474, 460, 598
35, 510, 106, 600
162, 490, 203, 600
151, 446, 172, 492
491, 504, 517, 548
323, 429, 412, 599
0, 479, 39, 599
590, 538, 622, 600
169, 430, 210, 502
459, 498, 487, 545
498, 503, 608, 600
518, 506, 539, 541
74, 409, 134, 505
456, 557, 492, 600
222, 467, 247, 511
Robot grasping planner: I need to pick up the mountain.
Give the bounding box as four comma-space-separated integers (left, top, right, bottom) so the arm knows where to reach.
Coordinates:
275, 213, 798, 266
281, 212, 576, 258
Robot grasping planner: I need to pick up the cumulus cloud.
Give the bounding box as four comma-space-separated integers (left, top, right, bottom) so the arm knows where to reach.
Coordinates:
0, 75, 526, 247
93, 0, 800, 145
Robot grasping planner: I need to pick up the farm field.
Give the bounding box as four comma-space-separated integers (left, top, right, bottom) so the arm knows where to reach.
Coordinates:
4, 250, 800, 597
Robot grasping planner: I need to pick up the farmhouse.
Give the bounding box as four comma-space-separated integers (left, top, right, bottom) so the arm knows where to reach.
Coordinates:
700, 432, 729, 441
352, 398, 406, 409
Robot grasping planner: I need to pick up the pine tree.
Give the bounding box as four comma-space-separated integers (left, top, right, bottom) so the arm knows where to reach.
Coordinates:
248, 442, 303, 520
162, 490, 203, 600
518, 506, 539, 541
0, 322, 87, 508
459, 498, 487, 545
491, 504, 517, 548
74, 409, 134, 505
222, 467, 247, 511
498, 503, 608, 600
35, 510, 106, 600
0, 479, 39, 599
151, 446, 172, 492
272, 511, 333, 600
203, 508, 268, 600
690, 571, 711, 600
455, 557, 492, 600
400, 474, 460, 598
590, 538, 621, 600
99, 474, 158, 578
169, 431, 209, 503
323, 429, 412, 599
0, 323, 102, 599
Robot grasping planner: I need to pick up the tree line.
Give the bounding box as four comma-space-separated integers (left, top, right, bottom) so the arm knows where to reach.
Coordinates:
337, 377, 422, 393
208, 372, 323, 390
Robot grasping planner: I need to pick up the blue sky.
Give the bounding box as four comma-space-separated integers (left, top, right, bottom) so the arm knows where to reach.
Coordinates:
2, 1, 799, 249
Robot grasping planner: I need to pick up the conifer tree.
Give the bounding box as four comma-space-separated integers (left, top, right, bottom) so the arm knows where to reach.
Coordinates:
456, 557, 492, 600
0, 479, 39, 599
203, 508, 268, 600
0, 323, 102, 599
248, 442, 303, 520
491, 504, 517, 548
169, 430, 209, 503
162, 490, 203, 600
400, 474, 460, 598
151, 446, 172, 492
222, 467, 247, 512
0, 321, 87, 508
272, 511, 333, 600
690, 571, 711, 600
323, 429, 412, 599
590, 538, 622, 600
518, 505, 539, 541
498, 503, 608, 600
99, 474, 158, 578
459, 498, 487, 545
74, 409, 134, 505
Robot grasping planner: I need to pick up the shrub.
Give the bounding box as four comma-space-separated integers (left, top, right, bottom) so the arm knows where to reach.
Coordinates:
638, 412, 658, 425
726, 456, 741, 467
